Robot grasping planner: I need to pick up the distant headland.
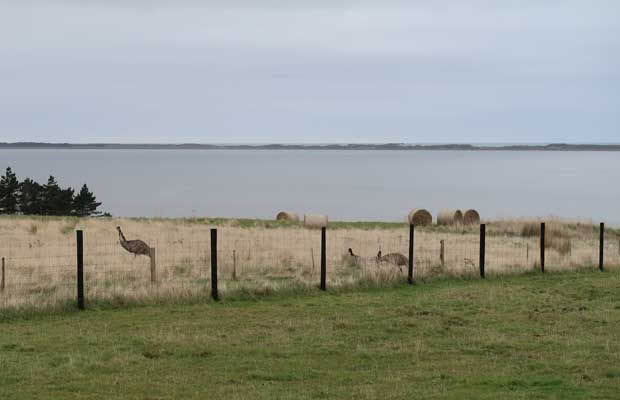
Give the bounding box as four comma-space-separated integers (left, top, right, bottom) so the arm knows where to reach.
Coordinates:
1, 142, 619, 151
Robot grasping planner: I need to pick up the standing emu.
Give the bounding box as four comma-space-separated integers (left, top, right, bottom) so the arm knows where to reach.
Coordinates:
377, 250, 407, 273
116, 226, 151, 257
348, 248, 361, 265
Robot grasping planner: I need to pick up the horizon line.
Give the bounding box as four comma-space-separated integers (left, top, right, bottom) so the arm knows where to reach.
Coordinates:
3, 141, 620, 146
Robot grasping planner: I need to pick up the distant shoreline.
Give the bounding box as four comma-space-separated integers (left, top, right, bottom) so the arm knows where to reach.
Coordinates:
1, 142, 620, 151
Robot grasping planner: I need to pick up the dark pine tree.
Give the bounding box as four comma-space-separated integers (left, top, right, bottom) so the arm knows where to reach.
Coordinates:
58, 187, 75, 216
0, 167, 20, 214
41, 176, 60, 215
42, 176, 74, 216
19, 178, 43, 215
73, 184, 102, 217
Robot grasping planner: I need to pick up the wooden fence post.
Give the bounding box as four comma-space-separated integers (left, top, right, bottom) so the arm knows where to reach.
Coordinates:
150, 247, 157, 283
526, 243, 529, 264
1, 257, 5, 292
76, 230, 85, 310
599, 222, 604, 271
440, 240, 445, 267
232, 250, 237, 280
479, 224, 486, 279
408, 224, 414, 284
540, 222, 545, 273
211, 228, 219, 301
320, 227, 326, 291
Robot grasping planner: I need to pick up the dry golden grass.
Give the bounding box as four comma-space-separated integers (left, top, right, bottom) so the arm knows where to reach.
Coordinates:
0, 215, 618, 311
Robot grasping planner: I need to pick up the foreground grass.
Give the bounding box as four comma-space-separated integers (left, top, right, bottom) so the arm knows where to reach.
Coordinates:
1, 271, 620, 399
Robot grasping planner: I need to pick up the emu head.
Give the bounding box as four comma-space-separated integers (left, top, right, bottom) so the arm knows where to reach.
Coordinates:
116, 226, 121, 232
348, 248, 354, 256
377, 250, 382, 259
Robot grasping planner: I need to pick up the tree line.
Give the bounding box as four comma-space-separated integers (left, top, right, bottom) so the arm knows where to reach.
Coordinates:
0, 167, 106, 217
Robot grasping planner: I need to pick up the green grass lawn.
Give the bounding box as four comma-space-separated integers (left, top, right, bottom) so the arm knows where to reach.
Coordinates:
1, 270, 620, 399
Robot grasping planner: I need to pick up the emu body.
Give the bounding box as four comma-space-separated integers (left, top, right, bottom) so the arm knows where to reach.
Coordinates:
347, 248, 361, 265
377, 250, 408, 272
116, 226, 151, 257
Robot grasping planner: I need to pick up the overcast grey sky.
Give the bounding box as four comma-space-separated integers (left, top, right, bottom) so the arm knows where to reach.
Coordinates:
1, 1, 618, 143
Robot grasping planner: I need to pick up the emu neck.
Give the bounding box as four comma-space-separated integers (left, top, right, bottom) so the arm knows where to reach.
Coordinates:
118, 230, 127, 243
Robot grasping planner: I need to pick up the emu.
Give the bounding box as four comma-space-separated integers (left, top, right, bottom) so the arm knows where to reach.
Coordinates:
377, 250, 407, 273
348, 248, 361, 265
116, 226, 151, 258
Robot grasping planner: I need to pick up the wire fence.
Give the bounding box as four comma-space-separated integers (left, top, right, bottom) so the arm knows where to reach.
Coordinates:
85, 239, 212, 304
0, 223, 617, 312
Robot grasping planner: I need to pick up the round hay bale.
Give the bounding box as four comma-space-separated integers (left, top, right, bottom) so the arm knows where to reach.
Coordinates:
407, 209, 432, 226
304, 214, 328, 228
463, 209, 480, 225
437, 209, 463, 226
276, 211, 299, 222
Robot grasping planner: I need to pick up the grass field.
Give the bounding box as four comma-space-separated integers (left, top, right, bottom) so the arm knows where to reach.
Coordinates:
1, 269, 620, 399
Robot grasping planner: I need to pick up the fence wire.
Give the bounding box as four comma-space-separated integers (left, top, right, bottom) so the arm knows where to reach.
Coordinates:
0, 240, 76, 310
414, 231, 479, 279
606, 233, 620, 267
0, 224, 618, 311
84, 239, 211, 304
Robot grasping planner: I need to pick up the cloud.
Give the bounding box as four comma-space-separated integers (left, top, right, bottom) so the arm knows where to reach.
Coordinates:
0, 1, 618, 143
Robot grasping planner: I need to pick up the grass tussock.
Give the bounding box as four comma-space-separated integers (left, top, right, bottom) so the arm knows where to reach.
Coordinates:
27, 224, 38, 235
520, 221, 576, 256
520, 222, 540, 237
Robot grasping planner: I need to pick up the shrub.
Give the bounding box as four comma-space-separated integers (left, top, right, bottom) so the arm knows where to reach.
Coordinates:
521, 223, 540, 237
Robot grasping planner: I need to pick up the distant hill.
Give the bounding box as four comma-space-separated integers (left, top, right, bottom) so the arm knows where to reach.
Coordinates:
1, 142, 619, 151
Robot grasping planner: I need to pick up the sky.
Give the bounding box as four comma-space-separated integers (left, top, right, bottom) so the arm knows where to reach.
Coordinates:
1, 1, 618, 144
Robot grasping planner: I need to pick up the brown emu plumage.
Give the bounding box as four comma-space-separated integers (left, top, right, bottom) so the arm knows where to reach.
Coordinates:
377, 250, 408, 272
348, 248, 361, 265
116, 226, 151, 257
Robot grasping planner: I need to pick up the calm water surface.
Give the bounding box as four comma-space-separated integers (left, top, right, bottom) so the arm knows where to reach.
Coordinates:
1, 150, 619, 224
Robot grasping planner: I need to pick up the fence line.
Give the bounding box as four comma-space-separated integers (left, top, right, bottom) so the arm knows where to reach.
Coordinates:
1, 257, 5, 292
211, 228, 218, 301
320, 227, 326, 291
77, 230, 84, 310
0, 221, 616, 312
480, 224, 486, 278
